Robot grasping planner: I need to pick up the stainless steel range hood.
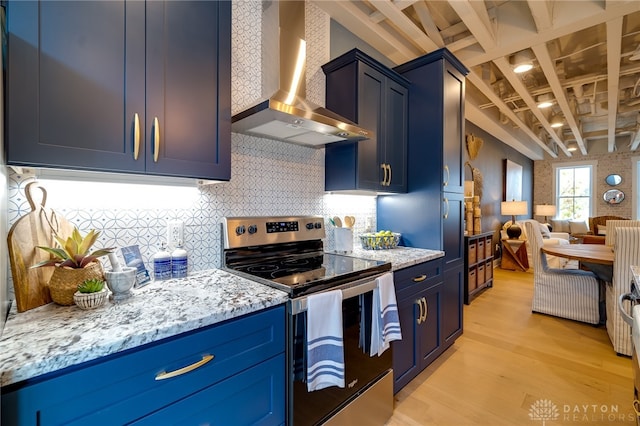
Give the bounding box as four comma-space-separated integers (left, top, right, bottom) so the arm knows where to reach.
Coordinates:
231, 1, 373, 147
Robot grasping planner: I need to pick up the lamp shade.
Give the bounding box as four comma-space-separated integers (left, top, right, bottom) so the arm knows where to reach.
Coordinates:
501, 201, 528, 216
535, 204, 556, 217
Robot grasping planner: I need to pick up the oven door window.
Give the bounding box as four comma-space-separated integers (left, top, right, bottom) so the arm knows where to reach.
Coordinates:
291, 291, 392, 425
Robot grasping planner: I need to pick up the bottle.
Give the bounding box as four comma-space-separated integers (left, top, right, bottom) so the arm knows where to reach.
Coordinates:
153, 243, 172, 281
171, 241, 188, 279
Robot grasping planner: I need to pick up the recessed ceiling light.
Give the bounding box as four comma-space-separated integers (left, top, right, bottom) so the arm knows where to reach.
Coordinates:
550, 114, 564, 128
536, 94, 554, 109
511, 50, 534, 74
567, 142, 578, 152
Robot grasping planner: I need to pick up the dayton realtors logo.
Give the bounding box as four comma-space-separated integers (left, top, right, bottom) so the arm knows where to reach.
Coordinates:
529, 399, 635, 423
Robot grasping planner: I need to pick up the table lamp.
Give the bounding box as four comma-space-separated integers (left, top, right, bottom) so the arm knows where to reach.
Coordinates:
501, 200, 528, 239
535, 204, 557, 229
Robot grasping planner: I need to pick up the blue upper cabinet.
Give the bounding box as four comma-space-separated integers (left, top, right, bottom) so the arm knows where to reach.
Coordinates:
322, 49, 409, 193
6, 1, 231, 181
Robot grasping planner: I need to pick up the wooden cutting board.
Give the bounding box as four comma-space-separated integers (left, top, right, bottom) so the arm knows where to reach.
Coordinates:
7, 182, 75, 312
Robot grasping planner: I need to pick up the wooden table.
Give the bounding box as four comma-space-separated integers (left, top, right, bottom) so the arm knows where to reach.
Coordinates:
501, 239, 529, 271
541, 243, 613, 282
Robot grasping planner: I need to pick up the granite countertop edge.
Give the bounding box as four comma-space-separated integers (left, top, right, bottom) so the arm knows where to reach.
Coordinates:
0, 268, 289, 388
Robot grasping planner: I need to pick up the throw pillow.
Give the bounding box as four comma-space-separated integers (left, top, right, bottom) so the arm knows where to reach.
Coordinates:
597, 225, 607, 235
550, 219, 570, 233
539, 223, 551, 239
569, 220, 589, 235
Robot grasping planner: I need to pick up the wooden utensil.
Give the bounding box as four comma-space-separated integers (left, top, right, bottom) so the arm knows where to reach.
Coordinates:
344, 216, 356, 228
7, 182, 75, 312
332, 216, 342, 227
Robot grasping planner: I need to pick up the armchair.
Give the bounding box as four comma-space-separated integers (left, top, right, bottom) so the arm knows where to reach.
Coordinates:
501, 220, 573, 269
523, 220, 600, 325
588, 215, 629, 239
605, 226, 640, 355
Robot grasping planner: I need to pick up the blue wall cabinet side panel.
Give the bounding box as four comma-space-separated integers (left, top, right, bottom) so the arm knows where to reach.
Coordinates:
131, 355, 285, 426
6, 1, 145, 172
323, 49, 409, 193
443, 65, 466, 194
442, 266, 464, 347
144, 1, 231, 180
6, 0, 231, 181
443, 192, 465, 268
391, 260, 443, 394
1, 306, 285, 425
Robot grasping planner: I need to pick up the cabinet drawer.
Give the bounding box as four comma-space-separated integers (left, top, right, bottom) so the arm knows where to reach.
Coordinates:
485, 260, 493, 280
477, 240, 485, 261
132, 355, 285, 425
468, 242, 477, 264
485, 236, 493, 259
477, 264, 485, 284
395, 259, 443, 299
468, 268, 477, 291
2, 306, 285, 425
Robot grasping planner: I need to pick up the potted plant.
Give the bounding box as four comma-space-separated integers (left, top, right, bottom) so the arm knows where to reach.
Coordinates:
73, 278, 108, 310
33, 228, 114, 306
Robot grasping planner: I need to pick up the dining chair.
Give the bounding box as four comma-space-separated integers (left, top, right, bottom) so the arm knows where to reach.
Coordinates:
604, 220, 640, 249
605, 225, 640, 355
523, 220, 600, 325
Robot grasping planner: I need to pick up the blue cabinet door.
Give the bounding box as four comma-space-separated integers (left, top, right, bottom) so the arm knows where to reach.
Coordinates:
144, 1, 231, 180
6, 1, 231, 180
6, 1, 146, 173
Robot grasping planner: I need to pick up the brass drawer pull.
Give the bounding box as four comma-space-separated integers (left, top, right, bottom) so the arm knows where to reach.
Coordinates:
153, 116, 160, 162
155, 354, 214, 381
412, 274, 427, 282
416, 299, 424, 324
633, 399, 640, 417
133, 113, 140, 160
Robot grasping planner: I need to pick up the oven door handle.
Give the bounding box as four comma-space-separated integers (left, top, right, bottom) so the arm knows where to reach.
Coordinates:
290, 276, 381, 315
618, 292, 635, 326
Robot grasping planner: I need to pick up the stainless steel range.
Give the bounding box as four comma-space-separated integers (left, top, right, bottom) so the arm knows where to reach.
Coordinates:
222, 216, 394, 425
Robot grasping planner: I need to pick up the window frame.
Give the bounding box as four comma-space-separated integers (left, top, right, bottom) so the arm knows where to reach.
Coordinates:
551, 160, 597, 220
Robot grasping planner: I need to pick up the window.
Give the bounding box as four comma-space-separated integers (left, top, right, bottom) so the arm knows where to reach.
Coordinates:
553, 161, 596, 220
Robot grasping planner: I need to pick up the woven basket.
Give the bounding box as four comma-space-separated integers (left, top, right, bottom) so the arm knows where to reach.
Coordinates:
74, 288, 108, 310
49, 262, 104, 306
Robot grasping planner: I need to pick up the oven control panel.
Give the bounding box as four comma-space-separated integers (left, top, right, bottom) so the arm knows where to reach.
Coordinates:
223, 216, 325, 249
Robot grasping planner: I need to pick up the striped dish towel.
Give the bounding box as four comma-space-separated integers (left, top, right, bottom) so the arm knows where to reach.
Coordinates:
306, 289, 345, 391
370, 272, 402, 356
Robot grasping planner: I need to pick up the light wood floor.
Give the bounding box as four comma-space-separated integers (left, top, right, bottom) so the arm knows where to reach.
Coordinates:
386, 267, 635, 425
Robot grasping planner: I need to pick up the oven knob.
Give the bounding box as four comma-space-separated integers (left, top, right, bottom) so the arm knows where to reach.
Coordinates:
248, 225, 257, 234
235, 225, 245, 235
306, 223, 314, 230
314, 222, 322, 229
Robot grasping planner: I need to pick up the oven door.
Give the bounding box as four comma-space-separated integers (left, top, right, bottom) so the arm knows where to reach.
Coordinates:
288, 276, 393, 426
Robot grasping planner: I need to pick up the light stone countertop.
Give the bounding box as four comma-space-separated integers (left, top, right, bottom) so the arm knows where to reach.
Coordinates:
0, 269, 289, 387
346, 246, 444, 270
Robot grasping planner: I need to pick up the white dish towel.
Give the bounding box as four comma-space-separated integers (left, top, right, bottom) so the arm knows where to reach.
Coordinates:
306, 289, 345, 391
371, 272, 402, 356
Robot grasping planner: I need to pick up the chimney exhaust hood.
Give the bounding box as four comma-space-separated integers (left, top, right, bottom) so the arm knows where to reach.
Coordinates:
231, 1, 373, 147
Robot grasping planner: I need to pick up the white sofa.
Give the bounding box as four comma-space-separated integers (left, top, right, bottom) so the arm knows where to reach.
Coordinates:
501, 220, 574, 269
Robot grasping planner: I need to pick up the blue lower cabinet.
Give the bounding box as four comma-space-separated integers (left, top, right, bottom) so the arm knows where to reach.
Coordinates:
132, 355, 285, 425
1, 305, 285, 425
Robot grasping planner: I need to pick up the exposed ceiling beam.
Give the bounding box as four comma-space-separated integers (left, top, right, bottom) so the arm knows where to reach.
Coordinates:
312, 0, 415, 64
466, 70, 558, 158
493, 57, 572, 157
446, 0, 496, 51
466, 103, 544, 160
526, 0, 553, 32
368, 0, 439, 53
531, 43, 587, 155
368, 0, 419, 24
413, 1, 444, 47
606, 17, 623, 152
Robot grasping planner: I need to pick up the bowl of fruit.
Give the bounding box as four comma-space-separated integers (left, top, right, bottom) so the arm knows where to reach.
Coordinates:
359, 230, 401, 250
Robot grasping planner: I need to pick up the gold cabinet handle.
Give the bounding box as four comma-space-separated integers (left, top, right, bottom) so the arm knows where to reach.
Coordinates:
153, 116, 160, 162
416, 298, 424, 324
422, 297, 428, 322
133, 113, 140, 160
380, 163, 387, 186
412, 274, 427, 282
387, 164, 392, 186
443, 197, 449, 219
633, 399, 640, 417
155, 354, 214, 381
443, 164, 450, 187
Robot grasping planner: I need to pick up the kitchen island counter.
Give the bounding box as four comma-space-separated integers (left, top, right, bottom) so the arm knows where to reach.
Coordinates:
0, 269, 289, 387
347, 246, 444, 270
